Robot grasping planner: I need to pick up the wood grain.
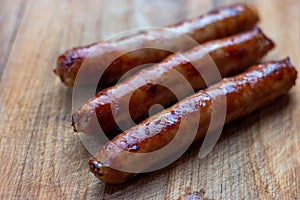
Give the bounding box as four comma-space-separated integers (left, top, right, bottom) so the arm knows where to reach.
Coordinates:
0, 0, 29, 79
0, 0, 299, 199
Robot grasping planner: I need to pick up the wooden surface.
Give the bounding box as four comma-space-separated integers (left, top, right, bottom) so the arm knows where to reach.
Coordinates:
0, 0, 299, 199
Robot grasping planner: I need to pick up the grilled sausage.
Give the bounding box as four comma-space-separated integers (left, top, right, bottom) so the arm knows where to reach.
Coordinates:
72, 28, 274, 137
89, 58, 297, 184
54, 4, 259, 87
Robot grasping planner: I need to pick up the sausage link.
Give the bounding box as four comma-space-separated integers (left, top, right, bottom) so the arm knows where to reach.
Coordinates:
89, 58, 297, 184
54, 4, 259, 86
72, 28, 274, 137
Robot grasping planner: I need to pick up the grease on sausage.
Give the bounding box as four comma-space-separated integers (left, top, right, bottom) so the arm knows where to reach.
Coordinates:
72, 28, 274, 138
89, 58, 297, 184
54, 4, 259, 87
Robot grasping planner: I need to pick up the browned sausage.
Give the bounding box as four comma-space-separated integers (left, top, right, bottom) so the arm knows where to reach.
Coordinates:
72, 28, 274, 137
89, 58, 297, 184
54, 4, 259, 87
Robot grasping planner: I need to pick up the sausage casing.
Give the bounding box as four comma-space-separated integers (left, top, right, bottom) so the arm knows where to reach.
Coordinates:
54, 4, 259, 86
89, 58, 297, 184
72, 28, 274, 137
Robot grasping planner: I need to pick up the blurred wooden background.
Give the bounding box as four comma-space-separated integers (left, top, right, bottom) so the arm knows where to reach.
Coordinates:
0, 0, 299, 199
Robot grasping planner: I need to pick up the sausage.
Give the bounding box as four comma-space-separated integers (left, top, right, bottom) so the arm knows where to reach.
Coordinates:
54, 4, 259, 87
72, 28, 274, 137
88, 58, 297, 184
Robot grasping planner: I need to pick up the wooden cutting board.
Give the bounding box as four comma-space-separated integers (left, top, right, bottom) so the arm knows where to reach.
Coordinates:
0, 0, 299, 199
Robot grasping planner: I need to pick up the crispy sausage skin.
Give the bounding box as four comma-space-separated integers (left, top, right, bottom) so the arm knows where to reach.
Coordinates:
54, 4, 259, 87
72, 28, 274, 137
88, 58, 297, 184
